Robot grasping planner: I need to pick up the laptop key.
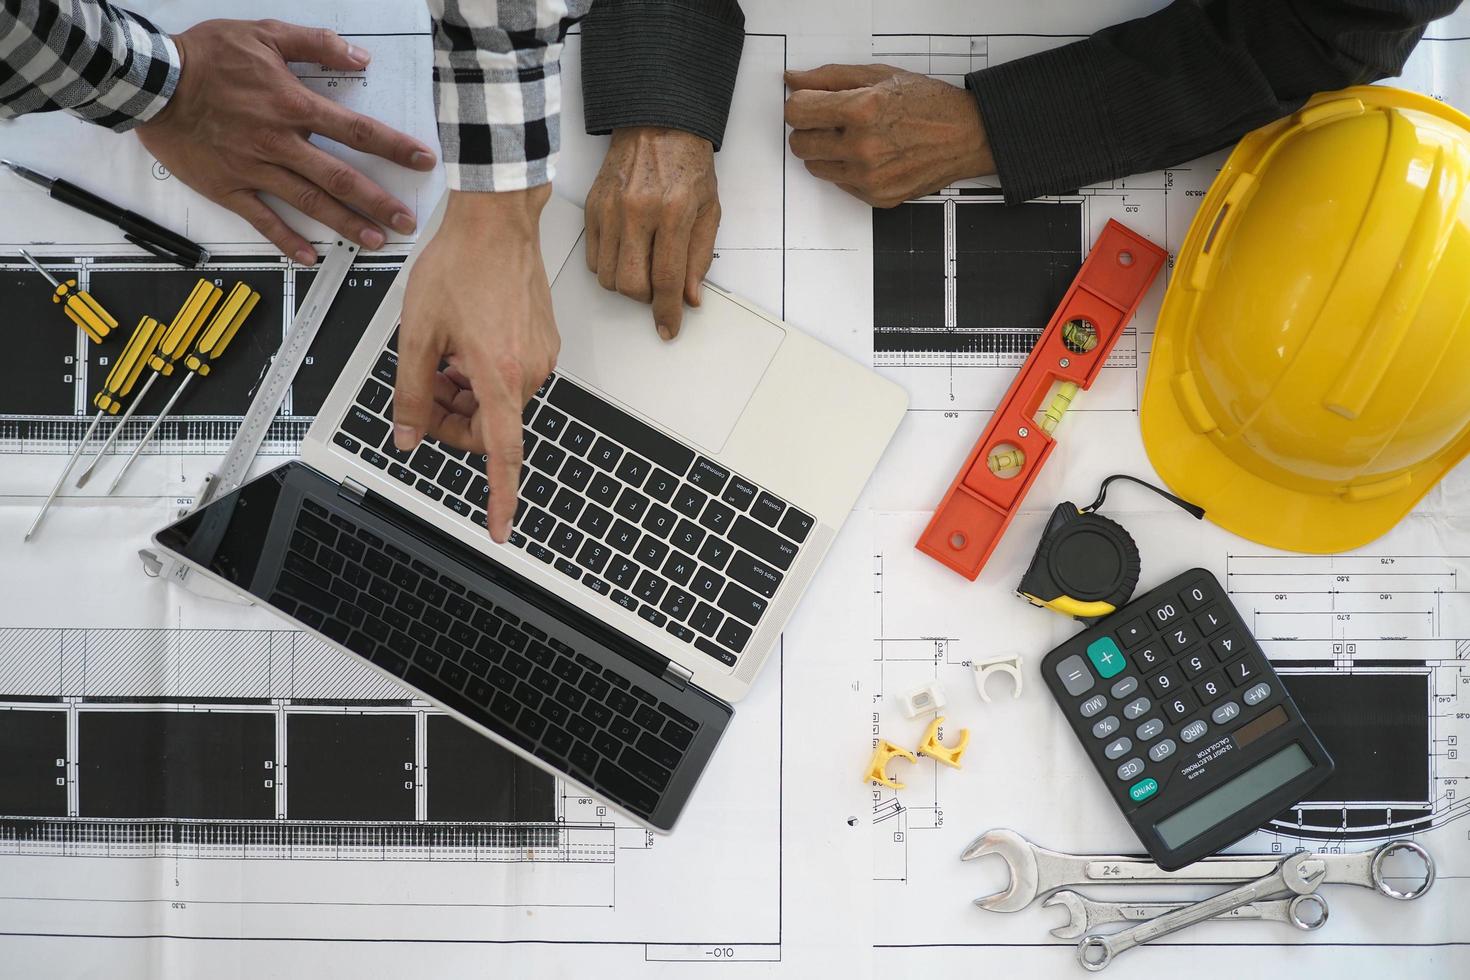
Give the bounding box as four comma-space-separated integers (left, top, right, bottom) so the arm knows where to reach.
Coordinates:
690, 565, 723, 600
778, 507, 814, 543
549, 378, 695, 476
614, 487, 649, 521
717, 581, 768, 625
729, 516, 798, 571
560, 459, 594, 494
606, 556, 640, 588
697, 536, 733, 571
543, 725, 575, 758
667, 621, 696, 642
638, 605, 667, 627
634, 537, 669, 569
522, 507, 555, 542
342, 406, 388, 447
645, 469, 678, 503
531, 404, 567, 439
576, 503, 613, 538
370, 349, 397, 386
595, 759, 659, 814
415, 478, 444, 501
660, 586, 695, 621
641, 504, 676, 538
577, 540, 611, 574
751, 491, 785, 527
527, 542, 554, 563
637, 731, 682, 770
717, 617, 753, 654
530, 441, 566, 475
722, 477, 757, 510
587, 471, 620, 507
688, 458, 729, 494
699, 499, 735, 535
388, 463, 414, 485
335, 433, 362, 454
410, 444, 445, 480
619, 746, 672, 792
615, 453, 651, 487
570, 743, 599, 775
727, 550, 783, 599
583, 573, 611, 595
694, 636, 738, 667
611, 589, 639, 611
634, 570, 668, 605
360, 448, 389, 470
672, 483, 707, 519
689, 602, 723, 637
356, 378, 391, 413
588, 437, 622, 471
554, 557, 580, 579
550, 487, 583, 522
523, 470, 555, 507
670, 519, 705, 555
560, 420, 595, 455
607, 520, 640, 555
662, 552, 695, 587
550, 523, 583, 558
468, 477, 490, 509
662, 719, 694, 749
438, 462, 472, 495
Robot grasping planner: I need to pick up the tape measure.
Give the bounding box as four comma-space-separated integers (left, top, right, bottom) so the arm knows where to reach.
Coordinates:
1016, 475, 1204, 624
138, 239, 359, 584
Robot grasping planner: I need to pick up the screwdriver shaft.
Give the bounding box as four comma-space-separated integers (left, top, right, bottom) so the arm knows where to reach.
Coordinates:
16, 248, 63, 289
106, 374, 193, 494
24, 412, 104, 541
74, 370, 159, 488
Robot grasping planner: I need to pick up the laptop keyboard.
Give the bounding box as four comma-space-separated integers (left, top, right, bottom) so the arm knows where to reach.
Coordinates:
273, 497, 701, 816
330, 335, 815, 669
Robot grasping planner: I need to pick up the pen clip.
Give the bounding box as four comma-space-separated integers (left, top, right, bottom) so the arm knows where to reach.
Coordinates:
124, 232, 199, 268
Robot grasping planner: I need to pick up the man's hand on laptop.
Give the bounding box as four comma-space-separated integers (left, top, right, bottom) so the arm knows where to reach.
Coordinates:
136, 18, 437, 265
585, 127, 720, 340
396, 188, 559, 544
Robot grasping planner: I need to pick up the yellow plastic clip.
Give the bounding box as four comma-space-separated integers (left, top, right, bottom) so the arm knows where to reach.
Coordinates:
916, 717, 970, 770
863, 739, 918, 790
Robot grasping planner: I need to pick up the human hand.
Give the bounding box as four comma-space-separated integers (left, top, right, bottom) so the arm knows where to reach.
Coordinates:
136, 19, 437, 265
784, 64, 995, 208
395, 188, 558, 543
585, 127, 720, 340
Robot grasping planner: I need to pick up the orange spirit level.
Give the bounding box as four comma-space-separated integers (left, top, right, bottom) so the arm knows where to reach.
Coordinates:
916, 220, 1167, 580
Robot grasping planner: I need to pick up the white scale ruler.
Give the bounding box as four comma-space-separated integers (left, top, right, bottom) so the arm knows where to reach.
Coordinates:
138, 239, 359, 587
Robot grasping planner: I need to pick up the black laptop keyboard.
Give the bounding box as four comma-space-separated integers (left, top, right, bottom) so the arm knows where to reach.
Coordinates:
273, 498, 700, 816
330, 336, 816, 669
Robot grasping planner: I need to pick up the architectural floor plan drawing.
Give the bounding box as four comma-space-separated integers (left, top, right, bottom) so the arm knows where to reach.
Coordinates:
3, 0, 1470, 976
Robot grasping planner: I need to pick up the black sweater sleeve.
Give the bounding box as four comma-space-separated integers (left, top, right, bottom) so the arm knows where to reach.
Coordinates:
966, 0, 1461, 204
580, 0, 746, 150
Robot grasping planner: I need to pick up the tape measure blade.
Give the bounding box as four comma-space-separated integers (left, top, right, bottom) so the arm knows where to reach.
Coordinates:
201, 239, 357, 508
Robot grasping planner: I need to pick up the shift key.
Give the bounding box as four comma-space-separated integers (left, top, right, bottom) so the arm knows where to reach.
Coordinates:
729, 516, 798, 570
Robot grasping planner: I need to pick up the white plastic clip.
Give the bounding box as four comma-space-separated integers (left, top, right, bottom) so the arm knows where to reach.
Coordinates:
896, 681, 948, 719
972, 654, 1023, 702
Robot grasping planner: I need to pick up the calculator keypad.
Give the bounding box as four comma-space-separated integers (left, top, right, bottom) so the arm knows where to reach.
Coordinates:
1043, 572, 1293, 794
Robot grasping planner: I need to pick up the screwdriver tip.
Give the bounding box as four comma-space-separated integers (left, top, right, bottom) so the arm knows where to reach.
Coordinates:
74, 469, 92, 489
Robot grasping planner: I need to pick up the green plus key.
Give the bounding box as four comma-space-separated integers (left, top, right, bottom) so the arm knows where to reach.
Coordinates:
1086, 636, 1127, 678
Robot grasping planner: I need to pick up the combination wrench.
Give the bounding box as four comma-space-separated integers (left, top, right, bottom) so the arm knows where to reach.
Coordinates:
1043, 888, 1328, 939
1075, 852, 1325, 970
959, 828, 1434, 912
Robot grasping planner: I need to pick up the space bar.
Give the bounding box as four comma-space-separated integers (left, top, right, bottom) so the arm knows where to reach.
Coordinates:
547, 377, 696, 476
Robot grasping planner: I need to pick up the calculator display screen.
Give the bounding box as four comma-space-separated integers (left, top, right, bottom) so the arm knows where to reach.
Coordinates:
1154, 743, 1312, 848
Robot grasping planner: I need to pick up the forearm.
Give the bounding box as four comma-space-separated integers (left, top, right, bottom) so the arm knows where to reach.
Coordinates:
426, 0, 591, 191
967, 0, 1459, 203
0, 0, 180, 130
581, 0, 745, 150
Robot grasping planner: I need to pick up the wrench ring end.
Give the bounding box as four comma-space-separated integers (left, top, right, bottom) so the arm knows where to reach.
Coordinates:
1371, 840, 1435, 901
1287, 893, 1329, 931
1077, 935, 1111, 972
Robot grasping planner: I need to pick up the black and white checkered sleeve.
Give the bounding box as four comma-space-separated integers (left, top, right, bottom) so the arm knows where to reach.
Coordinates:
0, 0, 181, 131
427, 0, 594, 192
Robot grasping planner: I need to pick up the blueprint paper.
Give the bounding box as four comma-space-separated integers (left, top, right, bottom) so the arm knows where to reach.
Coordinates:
0, 0, 1468, 977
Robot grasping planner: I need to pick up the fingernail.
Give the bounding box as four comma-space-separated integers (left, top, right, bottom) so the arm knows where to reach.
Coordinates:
393, 424, 418, 451
390, 211, 415, 234
294, 248, 317, 267
657, 324, 673, 342
410, 149, 436, 169
348, 45, 371, 67
361, 228, 386, 250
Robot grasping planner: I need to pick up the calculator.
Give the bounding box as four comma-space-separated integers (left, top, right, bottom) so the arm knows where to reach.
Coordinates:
1040, 568, 1333, 870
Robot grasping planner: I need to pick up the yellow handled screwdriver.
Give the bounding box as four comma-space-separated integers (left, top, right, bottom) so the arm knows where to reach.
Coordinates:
24, 315, 166, 541
74, 278, 222, 488
107, 282, 259, 494
17, 248, 117, 343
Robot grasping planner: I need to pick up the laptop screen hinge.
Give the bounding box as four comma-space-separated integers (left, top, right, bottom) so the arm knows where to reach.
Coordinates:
662, 659, 693, 691
338, 477, 368, 505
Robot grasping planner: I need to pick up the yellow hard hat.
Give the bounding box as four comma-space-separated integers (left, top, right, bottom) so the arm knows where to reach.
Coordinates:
1141, 86, 1470, 553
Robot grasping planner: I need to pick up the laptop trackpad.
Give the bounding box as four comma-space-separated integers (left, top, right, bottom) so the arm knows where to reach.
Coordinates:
551, 262, 783, 454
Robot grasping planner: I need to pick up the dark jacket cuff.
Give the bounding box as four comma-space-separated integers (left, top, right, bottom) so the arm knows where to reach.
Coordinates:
581, 0, 745, 150
966, 41, 1116, 205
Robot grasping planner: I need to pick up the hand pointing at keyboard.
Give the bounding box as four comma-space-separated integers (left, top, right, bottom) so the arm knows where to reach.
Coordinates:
394, 188, 559, 544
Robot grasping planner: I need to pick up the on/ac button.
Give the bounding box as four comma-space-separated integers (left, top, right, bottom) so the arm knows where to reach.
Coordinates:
1129, 777, 1158, 803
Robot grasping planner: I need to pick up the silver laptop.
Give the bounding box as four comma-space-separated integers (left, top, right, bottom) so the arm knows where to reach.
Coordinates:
155, 194, 907, 830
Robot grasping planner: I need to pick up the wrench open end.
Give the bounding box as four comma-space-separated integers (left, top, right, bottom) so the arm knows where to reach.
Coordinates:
1042, 891, 1089, 939
959, 829, 1040, 913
